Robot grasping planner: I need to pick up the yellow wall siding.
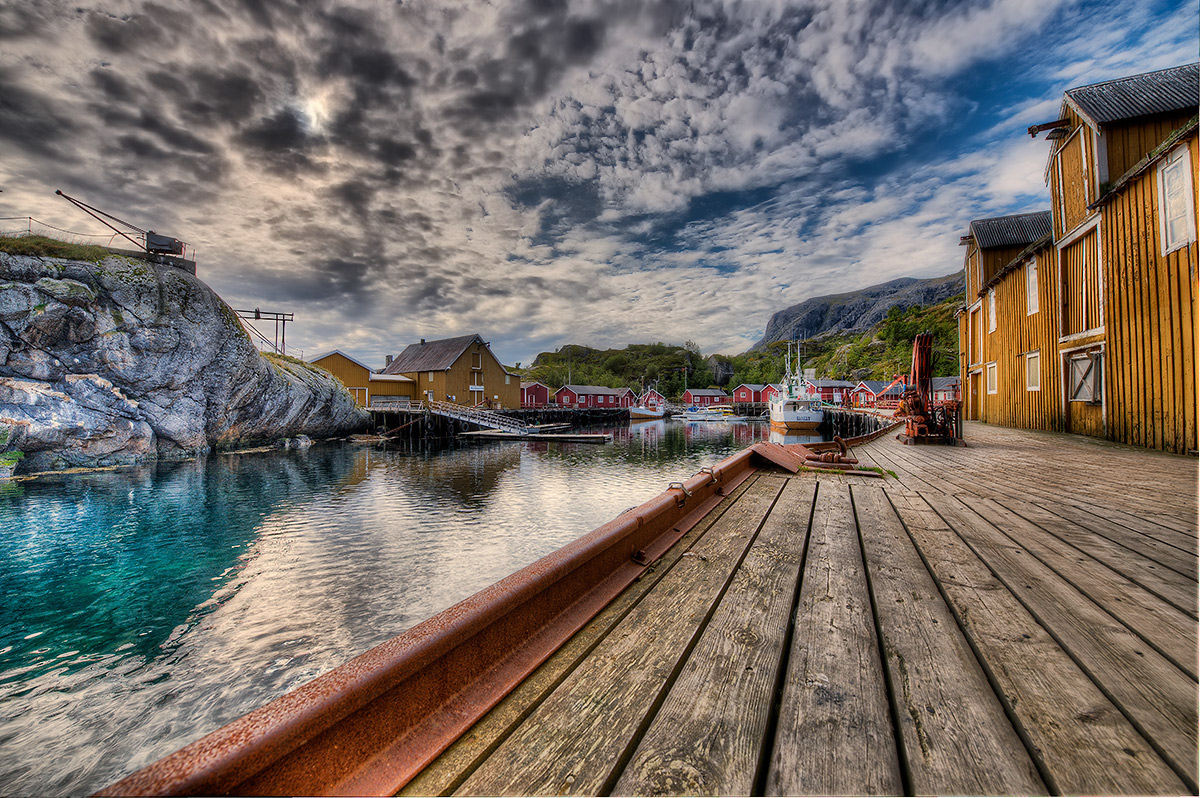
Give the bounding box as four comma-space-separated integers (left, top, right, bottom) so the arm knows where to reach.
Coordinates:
312, 352, 416, 406
1104, 113, 1197, 181
1052, 124, 1095, 237
370, 379, 415, 401
1060, 230, 1102, 336
975, 249, 1063, 431
1099, 132, 1199, 454
312, 353, 370, 406
964, 242, 981, 299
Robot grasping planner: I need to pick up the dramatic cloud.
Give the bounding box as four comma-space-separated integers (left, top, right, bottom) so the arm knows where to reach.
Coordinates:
0, 0, 1195, 366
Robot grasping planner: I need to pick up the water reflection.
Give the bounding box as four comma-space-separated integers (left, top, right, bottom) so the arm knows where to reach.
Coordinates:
0, 419, 800, 795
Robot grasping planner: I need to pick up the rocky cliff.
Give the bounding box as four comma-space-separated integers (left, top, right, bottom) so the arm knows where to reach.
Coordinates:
751, 271, 963, 350
0, 253, 369, 471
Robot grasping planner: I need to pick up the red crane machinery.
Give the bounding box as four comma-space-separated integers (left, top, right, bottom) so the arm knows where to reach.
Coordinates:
897, 331, 963, 445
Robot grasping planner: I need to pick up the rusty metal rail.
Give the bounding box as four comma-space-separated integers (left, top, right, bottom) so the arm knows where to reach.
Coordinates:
102, 443, 831, 796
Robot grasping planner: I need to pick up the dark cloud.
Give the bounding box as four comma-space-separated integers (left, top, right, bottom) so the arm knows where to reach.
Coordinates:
85, 8, 183, 53
328, 180, 376, 219
0, 70, 75, 153
186, 69, 266, 125
508, 175, 604, 243
238, 107, 325, 174
0, 3, 55, 40
90, 68, 136, 102
114, 134, 170, 160
376, 139, 418, 166
136, 113, 217, 155
319, 48, 416, 91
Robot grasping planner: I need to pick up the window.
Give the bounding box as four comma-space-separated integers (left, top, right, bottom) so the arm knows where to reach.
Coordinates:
986, 362, 998, 394
987, 289, 996, 332
426, 371, 434, 382
1159, 145, 1196, 255
472, 351, 482, 369
1069, 351, 1102, 403
1025, 351, 1040, 391
970, 306, 982, 364
1026, 259, 1038, 315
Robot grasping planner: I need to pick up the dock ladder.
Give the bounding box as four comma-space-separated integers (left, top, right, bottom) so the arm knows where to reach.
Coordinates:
426, 400, 532, 434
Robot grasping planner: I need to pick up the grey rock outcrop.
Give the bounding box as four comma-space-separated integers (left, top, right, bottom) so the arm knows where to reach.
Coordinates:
751, 271, 963, 350
0, 253, 369, 471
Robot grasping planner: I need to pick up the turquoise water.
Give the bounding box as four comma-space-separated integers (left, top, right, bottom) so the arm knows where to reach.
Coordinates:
0, 419, 813, 795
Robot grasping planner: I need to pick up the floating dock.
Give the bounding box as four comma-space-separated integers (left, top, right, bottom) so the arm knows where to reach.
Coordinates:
105, 422, 1197, 796
458, 429, 612, 443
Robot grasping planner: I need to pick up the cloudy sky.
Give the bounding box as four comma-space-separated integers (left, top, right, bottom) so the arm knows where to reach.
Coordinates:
1, 0, 1196, 367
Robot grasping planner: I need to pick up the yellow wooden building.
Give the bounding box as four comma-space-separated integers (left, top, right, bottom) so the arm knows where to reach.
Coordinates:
959, 211, 1058, 428
959, 62, 1198, 454
308, 350, 416, 408
379, 333, 520, 409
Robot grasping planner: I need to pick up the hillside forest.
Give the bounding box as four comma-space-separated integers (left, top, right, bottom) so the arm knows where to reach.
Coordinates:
520, 295, 961, 397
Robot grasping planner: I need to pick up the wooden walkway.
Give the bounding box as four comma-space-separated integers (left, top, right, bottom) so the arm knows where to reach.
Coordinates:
402, 422, 1198, 796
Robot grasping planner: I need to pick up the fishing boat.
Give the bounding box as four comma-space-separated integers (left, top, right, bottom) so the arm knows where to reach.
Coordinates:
629, 393, 666, 420
769, 344, 824, 431
682, 405, 745, 421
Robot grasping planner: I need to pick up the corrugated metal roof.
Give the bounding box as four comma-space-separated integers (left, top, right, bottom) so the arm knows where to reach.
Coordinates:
686, 388, 729, 397
382, 333, 484, 374
560, 384, 622, 395
968, 211, 1053, 250
932, 376, 960, 390
309, 349, 374, 372
858, 380, 904, 396
1066, 63, 1199, 127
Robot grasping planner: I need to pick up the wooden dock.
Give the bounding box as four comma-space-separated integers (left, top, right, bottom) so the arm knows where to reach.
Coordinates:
458, 429, 613, 443
403, 421, 1198, 796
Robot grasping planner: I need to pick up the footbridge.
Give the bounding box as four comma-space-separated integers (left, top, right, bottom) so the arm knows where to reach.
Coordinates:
426, 400, 533, 434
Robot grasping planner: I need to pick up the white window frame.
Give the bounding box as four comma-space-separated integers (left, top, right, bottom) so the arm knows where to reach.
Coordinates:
1158, 144, 1197, 255
986, 361, 998, 394
1026, 258, 1039, 315
1025, 351, 1041, 391
969, 302, 982, 366
1068, 351, 1102, 404
987, 289, 997, 332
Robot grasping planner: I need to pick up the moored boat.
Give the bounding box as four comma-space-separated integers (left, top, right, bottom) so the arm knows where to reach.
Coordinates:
629, 404, 665, 420
769, 344, 824, 430
682, 404, 746, 421
629, 392, 666, 419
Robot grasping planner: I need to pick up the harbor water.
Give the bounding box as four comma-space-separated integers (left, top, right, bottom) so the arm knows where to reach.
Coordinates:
0, 418, 819, 795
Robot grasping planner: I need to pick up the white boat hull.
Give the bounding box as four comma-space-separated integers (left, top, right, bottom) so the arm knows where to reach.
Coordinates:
629, 406, 664, 420
769, 399, 823, 430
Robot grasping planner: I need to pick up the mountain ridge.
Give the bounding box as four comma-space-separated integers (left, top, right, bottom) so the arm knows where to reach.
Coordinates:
751, 271, 963, 350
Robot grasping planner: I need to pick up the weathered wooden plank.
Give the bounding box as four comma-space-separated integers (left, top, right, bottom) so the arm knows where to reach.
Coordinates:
1025, 499, 1198, 581
889, 490, 1188, 795
876, 439, 1198, 558
401, 474, 763, 797
851, 485, 1047, 795
453, 475, 786, 796
612, 477, 816, 796
989, 494, 1198, 620
970, 497, 1198, 679
858, 444, 946, 495
765, 482, 902, 796
925, 492, 1199, 790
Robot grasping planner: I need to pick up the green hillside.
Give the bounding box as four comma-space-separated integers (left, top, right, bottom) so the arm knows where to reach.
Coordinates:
519, 295, 961, 398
